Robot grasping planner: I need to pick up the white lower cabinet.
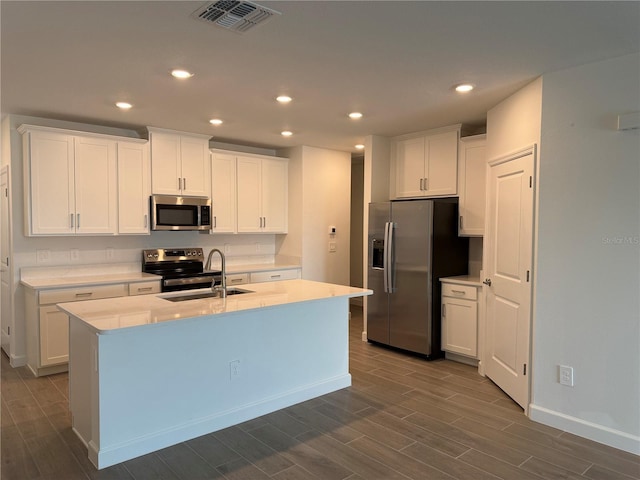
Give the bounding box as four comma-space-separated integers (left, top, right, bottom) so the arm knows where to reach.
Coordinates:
441, 280, 479, 358
250, 268, 300, 283
25, 280, 159, 376
226, 273, 249, 286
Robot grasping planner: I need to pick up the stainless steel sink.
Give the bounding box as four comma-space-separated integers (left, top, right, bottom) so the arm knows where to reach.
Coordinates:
163, 288, 253, 302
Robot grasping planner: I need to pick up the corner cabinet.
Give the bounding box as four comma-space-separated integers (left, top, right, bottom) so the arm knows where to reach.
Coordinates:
458, 135, 487, 236
393, 126, 460, 198
237, 155, 288, 233
148, 127, 210, 197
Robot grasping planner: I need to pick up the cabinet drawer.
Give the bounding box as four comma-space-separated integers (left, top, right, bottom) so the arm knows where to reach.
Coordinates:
129, 281, 161, 296
250, 269, 300, 283
442, 283, 477, 300
39, 283, 128, 305
226, 273, 249, 286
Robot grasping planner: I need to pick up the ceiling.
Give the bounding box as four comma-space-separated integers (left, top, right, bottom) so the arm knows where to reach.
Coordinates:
2, 1, 639, 153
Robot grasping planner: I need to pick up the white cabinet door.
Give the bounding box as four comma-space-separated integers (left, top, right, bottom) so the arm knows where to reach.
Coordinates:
236, 156, 263, 233
425, 130, 458, 196
39, 305, 69, 366
442, 297, 478, 357
458, 135, 487, 236
118, 142, 150, 234
150, 131, 182, 195
261, 158, 288, 233
27, 130, 75, 235
395, 136, 425, 198
211, 153, 237, 233
150, 130, 210, 196
180, 136, 209, 197
74, 137, 117, 234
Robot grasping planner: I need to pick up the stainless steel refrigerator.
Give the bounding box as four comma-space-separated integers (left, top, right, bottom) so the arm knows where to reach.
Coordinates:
367, 199, 469, 358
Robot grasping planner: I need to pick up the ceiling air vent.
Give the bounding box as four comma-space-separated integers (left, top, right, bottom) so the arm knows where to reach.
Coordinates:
192, 1, 281, 33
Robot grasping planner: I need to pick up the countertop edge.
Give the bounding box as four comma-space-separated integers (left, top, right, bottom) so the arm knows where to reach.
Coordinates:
439, 275, 482, 287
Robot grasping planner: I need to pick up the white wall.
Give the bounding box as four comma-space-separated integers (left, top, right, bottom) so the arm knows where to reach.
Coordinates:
531, 53, 640, 454
278, 146, 352, 286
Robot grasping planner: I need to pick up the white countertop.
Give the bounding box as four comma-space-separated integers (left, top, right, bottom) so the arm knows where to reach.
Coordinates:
58, 279, 372, 334
21, 271, 161, 290
439, 275, 482, 287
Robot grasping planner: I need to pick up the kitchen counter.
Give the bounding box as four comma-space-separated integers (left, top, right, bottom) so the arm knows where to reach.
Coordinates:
65, 279, 371, 469
439, 274, 482, 287
58, 279, 369, 333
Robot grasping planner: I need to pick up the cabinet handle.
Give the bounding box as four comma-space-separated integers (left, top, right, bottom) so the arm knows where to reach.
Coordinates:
263, 217, 266, 228
178, 178, 182, 190
144, 214, 148, 228
183, 178, 186, 190
137, 287, 153, 292
213, 216, 217, 228
75, 292, 93, 298
451, 289, 466, 296
442, 304, 446, 317
423, 178, 428, 190
459, 216, 463, 229
419, 178, 424, 191
77, 214, 80, 228
231, 278, 242, 284
70, 213, 74, 228
270, 274, 281, 279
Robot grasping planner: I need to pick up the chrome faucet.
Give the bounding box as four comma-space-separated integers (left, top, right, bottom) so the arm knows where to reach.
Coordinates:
205, 248, 227, 298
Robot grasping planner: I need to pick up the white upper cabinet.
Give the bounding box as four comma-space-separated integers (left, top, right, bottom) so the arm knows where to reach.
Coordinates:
149, 128, 210, 197
210, 152, 237, 233
393, 126, 459, 198
20, 126, 118, 236
457, 134, 487, 236
117, 142, 150, 234
236, 155, 288, 233
20, 124, 148, 237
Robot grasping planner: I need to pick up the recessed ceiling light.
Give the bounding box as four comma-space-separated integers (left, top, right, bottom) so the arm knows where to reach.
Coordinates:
355, 144, 365, 150
276, 95, 292, 104
115, 102, 132, 110
171, 69, 194, 79
281, 131, 293, 137
349, 112, 363, 119
209, 118, 223, 126
454, 83, 475, 93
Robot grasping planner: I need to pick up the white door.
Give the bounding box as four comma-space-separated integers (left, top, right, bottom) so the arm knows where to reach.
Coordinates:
395, 136, 425, 198
150, 131, 182, 195
118, 142, 150, 234
236, 157, 262, 232
425, 130, 458, 196
180, 136, 209, 197
211, 153, 237, 233
484, 146, 535, 409
260, 158, 288, 233
1, 166, 11, 356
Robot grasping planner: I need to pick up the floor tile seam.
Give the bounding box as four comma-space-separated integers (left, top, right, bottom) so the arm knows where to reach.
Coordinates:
365, 436, 461, 480
213, 431, 291, 478
396, 411, 472, 453
458, 448, 547, 480
22, 428, 92, 480
183, 436, 245, 473
557, 431, 640, 467
582, 462, 640, 480
451, 417, 597, 476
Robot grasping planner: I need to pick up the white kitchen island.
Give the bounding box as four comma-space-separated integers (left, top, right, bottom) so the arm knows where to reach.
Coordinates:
57, 279, 371, 470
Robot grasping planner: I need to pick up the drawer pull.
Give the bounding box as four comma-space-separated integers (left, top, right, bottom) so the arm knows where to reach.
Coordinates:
137, 287, 153, 292
231, 279, 242, 284
75, 292, 93, 298
451, 289, 466, 295
270, 274, 281, 279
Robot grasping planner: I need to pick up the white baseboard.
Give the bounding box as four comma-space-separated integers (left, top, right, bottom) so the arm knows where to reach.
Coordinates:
361, 331, 367, 342
91, 374, 352, 469
529, 404, 640, 455
10, 353, 26, 367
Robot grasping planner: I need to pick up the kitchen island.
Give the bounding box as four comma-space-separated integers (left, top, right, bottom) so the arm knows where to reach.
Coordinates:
57, 279, 371, 469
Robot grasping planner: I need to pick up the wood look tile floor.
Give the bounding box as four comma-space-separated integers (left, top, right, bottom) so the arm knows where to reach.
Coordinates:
2, 306, 639, 480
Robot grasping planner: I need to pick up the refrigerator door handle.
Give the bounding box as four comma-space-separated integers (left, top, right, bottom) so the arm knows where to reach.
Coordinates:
383, 222, 390, 293
385, 221, 395, 293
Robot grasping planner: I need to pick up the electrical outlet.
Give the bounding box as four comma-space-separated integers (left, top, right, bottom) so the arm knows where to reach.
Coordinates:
106, 248, 115, 261
329, 242, 337, 253
224, 244, 231, 254
559, 365, 574, 386
70, 249, 80, 262
229, 359, 241, 381
36, 249, 51, 264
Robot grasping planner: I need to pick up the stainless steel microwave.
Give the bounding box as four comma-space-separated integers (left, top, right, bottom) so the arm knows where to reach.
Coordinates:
150, 195, 212, 231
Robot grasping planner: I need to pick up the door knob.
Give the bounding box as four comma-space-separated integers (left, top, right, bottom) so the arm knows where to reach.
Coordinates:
483, 278, 492, 286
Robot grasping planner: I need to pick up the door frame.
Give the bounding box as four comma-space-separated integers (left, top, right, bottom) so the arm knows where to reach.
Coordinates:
481, 144, 537, 412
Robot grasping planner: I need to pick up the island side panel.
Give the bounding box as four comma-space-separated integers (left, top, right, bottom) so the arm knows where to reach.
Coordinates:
93, 297, 350, 469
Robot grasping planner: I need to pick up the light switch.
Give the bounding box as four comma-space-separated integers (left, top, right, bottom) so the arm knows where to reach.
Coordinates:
329, 242, 337, 252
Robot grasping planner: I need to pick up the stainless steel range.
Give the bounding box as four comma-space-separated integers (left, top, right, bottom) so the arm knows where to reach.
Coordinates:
142, 248, 221, 292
